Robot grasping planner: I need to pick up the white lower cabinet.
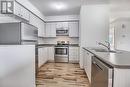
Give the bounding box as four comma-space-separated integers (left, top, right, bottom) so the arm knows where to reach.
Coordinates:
47, 47, 54, 62
38, 46, 54, 67
83, 49, 93, 83
69, 47, 79, 63
38, 47, 48, 67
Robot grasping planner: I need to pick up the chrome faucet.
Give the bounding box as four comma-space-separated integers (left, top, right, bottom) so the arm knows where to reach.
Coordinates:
98, 41, 111, 51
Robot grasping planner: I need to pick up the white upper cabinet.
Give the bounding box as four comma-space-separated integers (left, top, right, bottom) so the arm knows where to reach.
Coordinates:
56, 22, 69, 29
45, 23, 56, 37
38, 19, 45, 37
69, 22, 79, 37
29, 13, 37, 26
62, 22, 69, 29
14, 1, 30, 21
56, 22, 62, 29
13, 1, 21, 17
30, 13, 45, 37
21, 7, 30, 21
45, 22, 79, 37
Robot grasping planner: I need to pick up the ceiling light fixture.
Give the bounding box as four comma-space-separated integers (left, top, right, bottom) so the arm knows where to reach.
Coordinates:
51, 2, 67, 10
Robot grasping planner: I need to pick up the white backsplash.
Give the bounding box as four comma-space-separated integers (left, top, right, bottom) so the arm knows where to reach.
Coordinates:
38, 36, 79, 44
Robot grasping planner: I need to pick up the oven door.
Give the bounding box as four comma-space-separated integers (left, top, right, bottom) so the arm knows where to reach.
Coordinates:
55, 47, 68, 55
55, 47, 69, 62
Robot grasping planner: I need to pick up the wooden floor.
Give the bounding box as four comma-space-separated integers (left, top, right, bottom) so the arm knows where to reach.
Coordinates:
36, 63, 90, 87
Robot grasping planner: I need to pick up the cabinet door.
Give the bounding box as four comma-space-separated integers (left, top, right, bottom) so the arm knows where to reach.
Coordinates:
30, 13, 45, 37
38, 48, 43, 67
83, 50, 88, 71
38, 47, 48, 67
38, 19, 45, 37
47, 47, 54, 62
21, 7, 30, 21
41, 21, 45, 37
56, 22, 62, 29
83, 49, 92, 83
62, 22, 69, 29
29, 13, 37, 26
69, 22, 79, 37
44, 47, 48, 63
86, 51, 92, 83
69, 47, 79, 63
45, 23, 51, 37
50, 23, 56, 37
14, 2, 21, 17
45, 23, 56, 37
14, 1, 30, 21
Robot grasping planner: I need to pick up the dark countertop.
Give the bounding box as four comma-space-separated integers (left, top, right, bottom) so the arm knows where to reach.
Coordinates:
37, 44, 56, 47
69, 44, 79, 47
37, 44, 79, 47
83, 47, 130, 68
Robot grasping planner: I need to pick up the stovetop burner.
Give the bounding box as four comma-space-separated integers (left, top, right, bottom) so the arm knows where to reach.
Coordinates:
56, 41, 69, 47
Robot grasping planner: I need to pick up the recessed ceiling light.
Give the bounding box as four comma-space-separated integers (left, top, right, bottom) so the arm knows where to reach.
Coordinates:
51, 2, 67, 10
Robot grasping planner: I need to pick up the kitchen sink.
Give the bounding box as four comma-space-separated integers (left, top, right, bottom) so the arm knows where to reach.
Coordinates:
95, 50, 117, 53
92, 48, 118, 53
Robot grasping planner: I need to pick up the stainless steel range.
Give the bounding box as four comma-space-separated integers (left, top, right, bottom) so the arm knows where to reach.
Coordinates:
55, 41, 69, 63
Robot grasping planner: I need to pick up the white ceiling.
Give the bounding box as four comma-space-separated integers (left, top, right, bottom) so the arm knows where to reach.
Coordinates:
110, 0, 130, 12
29, 0, 130, 16
29, 0, 83, 16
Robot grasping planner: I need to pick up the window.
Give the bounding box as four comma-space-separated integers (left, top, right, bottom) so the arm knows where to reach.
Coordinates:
109, 24, 115, 50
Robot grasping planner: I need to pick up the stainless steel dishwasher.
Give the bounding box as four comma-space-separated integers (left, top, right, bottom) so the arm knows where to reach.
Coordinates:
91, 56, 113, 87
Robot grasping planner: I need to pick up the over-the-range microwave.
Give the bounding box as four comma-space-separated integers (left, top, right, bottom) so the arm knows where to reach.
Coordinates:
56, 29, 69, 36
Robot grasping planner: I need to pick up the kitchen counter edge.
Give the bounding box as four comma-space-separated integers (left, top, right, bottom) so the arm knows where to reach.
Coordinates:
83, 47, 130, 69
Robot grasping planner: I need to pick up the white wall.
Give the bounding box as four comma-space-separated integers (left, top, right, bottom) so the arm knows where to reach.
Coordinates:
110, 11, 130, 22
80, 5, 109, 47
79, 4, 109, 68
110, 1, 130, 22
42, 36, 79, 44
